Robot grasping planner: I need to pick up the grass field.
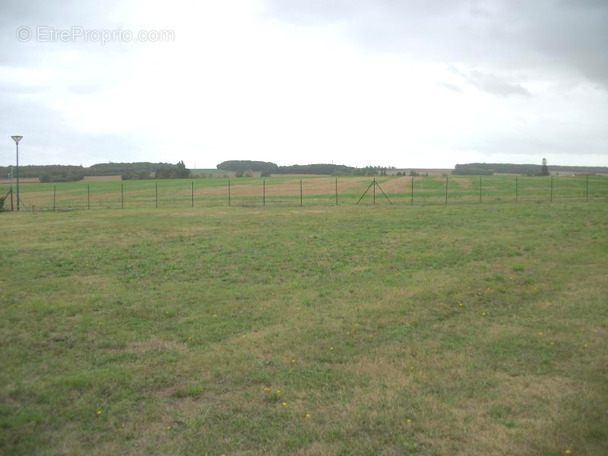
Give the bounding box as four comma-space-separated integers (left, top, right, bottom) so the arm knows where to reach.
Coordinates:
1, 203, 607, 455
1, 175, 607, 211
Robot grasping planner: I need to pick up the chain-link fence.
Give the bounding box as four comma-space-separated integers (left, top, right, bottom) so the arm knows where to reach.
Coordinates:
1, 175, 607, 212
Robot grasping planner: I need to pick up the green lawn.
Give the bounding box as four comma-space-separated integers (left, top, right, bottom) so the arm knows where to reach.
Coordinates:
1, 203, 607, 455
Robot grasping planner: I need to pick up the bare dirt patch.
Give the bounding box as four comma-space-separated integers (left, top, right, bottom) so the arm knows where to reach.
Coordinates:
83, 175, 123, 181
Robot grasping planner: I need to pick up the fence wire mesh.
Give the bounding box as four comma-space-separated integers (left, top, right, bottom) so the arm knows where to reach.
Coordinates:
1, 175, 607, 212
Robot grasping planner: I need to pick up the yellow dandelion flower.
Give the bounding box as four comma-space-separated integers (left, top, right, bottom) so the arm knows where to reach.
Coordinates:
305, 413, 311, 419
291, 359, 296, 364
276, 389, 281, 396
329, 347, 334, 351
583, 344, 589, 349
406, 419, 412, 425
565, 450, 572, 455
96, 409, 102, 416
167, 425, 172, 431
282, 402, 288, 407
264, 388, 272, 394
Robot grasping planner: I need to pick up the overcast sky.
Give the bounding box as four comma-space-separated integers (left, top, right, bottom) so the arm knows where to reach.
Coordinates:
1, 0, 607, 169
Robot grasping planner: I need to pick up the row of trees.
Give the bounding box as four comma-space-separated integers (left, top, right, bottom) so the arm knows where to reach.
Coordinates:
88, 161, 191, 179
0, 161, 191, 182
216, 161, 280, 173
0, 165, 87, 182
217, 161, 398, 176
453, 161, 607, 176
5, 159, 604, 183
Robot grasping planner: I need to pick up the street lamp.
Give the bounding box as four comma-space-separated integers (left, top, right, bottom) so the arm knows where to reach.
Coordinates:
11, 136, 22, 211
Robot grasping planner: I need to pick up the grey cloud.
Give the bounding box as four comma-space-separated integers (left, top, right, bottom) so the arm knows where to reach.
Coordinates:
0, 0, 122, 29
451, 67, 531, 97
262, 0, 608, 90
0, 80, 47, 94
0, 88, 141, 166
0, 0, 125, 67
0, 0, 152, 167
458, 133, 606, 159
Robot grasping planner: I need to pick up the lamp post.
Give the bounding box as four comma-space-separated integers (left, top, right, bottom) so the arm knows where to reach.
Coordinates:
11, 136, 22, 211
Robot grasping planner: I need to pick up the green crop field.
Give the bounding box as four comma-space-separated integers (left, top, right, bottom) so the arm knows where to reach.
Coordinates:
1, 175, 607, 211
1, 203, 607, 455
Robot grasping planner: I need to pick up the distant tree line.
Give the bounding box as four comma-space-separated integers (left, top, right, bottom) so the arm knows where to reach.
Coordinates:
91, 162, 191, 179
217, 161, 280, 173
453, 163, 608, 176
152, 161, 191, 179
451, 165, 494, 176
352, 166, 397, 176
216, 161, 395, 176
0, 161, 191, 182
4, 160, 603, 183
0, 165, 87, 182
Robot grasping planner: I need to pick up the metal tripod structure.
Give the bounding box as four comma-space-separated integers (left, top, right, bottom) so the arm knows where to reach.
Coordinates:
356, 178, 393, 205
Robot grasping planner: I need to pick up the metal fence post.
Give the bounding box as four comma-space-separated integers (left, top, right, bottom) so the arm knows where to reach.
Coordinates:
411, 176, 414, 206
335, 178, 338, 206
373, 178, 376, 205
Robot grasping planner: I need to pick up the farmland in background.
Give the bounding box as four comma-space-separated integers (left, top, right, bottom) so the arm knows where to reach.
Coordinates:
1, 175, 607, 211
